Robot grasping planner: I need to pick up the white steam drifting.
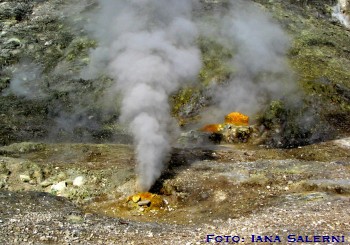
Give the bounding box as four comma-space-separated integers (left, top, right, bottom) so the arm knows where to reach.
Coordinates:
3, 61, 45, 99
84, 0, 201, 191
198, 1, 296, 123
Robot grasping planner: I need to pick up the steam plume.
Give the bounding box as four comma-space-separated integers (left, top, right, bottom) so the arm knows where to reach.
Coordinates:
84, 0, 201, 191
198, 1, 296, 122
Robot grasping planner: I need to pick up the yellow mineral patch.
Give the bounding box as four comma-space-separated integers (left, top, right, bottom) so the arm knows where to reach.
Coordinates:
127, 192, 164, 210
132, 195, 141, 203
138, 192, 153, 200
149, 194, 164, 208
200, 123, 223, 133
224, 112, 249, 126
200, 112, 249, 133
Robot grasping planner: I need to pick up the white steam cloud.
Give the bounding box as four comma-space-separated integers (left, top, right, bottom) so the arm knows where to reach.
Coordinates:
84, 0, 201, 191
198, 1, 296, 123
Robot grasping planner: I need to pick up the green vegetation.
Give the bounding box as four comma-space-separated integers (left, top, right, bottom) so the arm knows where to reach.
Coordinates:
1, 0, 350, 146
65, 38, 97, 62
170, 37, 235, 122
197, 37, 233, 86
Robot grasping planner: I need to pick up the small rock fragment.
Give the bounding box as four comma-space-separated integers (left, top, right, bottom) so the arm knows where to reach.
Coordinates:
51, 181, 67, 192
19, 174, 30, 182
132, 195, 141, 203
138, 200, 151, 206
73, 176, 85, 187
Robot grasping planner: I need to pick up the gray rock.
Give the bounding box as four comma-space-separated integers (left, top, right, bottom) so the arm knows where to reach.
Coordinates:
51, 181, 67, 192
73, 176, 85, 187
138, 200, 151, 206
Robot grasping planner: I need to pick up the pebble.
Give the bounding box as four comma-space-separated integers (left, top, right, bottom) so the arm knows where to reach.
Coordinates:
67, 215, 84, 223
132, 195, 141, 203
44, 40, 52, 46
73, 176, 85, 187
51, 181, 67, 192
138, 200, 151, 206
19, 174, 31, 183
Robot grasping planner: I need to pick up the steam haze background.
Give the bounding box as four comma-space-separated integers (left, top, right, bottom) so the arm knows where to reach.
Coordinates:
197, 1, 297, 124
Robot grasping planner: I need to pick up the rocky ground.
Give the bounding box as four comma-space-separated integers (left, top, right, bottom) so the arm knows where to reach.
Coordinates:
1, 0, 350, 244
0, 138, 350, 244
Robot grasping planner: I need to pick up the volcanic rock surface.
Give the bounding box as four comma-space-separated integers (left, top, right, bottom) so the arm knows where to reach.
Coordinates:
1, 0, 350, 244
0, 139, 350, 244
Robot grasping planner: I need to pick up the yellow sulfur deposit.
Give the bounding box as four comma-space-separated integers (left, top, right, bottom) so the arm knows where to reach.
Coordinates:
128, 192, 153, 202
131, 195, 141, 203
224, 112, 249, 126
127, 192, 164, 209
200, 124, 224, 133
201, 112, 249, 133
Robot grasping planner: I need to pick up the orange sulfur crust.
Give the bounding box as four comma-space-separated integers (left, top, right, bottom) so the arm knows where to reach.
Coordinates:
128, 192, 153, 202
200, 124, 223, 133
224, 112, 249, 126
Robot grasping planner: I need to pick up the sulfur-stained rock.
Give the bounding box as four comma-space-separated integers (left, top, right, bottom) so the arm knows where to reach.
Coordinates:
198, 111, 255, 144
127, 192, 165, 211
132, 194, 141, 203
200, 124, 223, 133
149, 194, 164, 209
221, 125, 254, 143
